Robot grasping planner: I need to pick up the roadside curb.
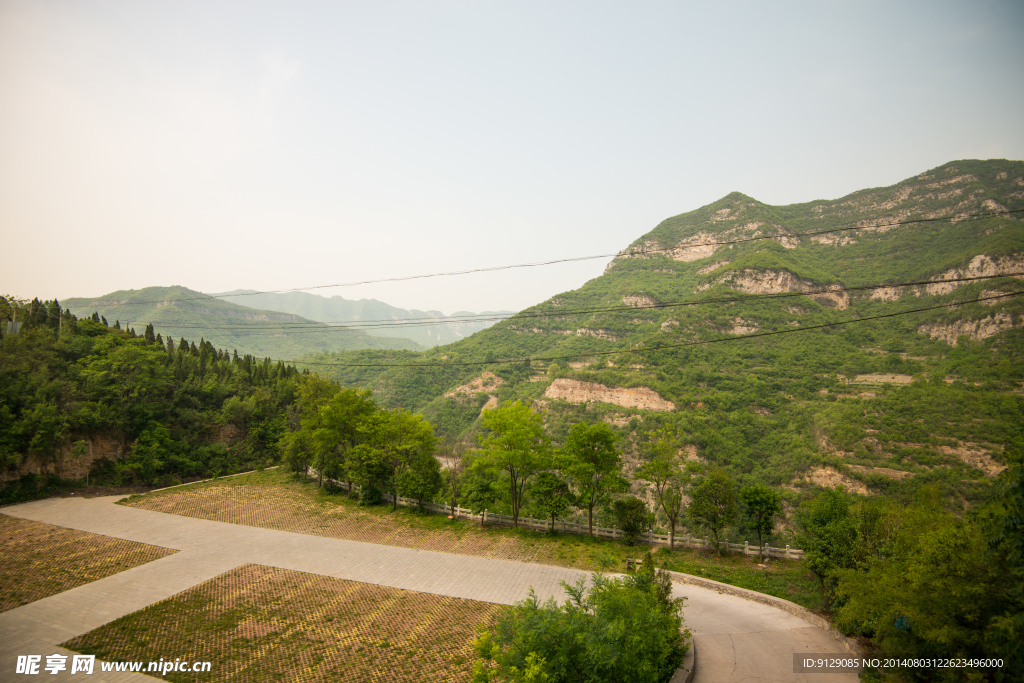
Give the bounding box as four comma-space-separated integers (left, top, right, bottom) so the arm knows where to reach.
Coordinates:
667, 570, 860, 655
670, 639, 696, 683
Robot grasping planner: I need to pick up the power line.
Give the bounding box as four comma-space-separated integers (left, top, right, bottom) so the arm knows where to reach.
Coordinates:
123, 272, 1024, 336
277, 290, 1024, 368
76, 208, 1024, 308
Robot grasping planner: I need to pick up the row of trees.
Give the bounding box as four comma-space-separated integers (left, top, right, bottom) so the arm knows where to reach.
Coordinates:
454, 401, 785, 559
282, 389, 788, 558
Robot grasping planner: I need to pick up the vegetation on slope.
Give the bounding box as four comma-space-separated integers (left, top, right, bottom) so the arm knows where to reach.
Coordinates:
62, 285, 423, 360
212, 289, 515, 348
0, 295, 302, 502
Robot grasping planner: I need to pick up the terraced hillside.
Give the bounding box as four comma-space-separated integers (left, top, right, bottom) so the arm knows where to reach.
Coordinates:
303, 159, 1024, 505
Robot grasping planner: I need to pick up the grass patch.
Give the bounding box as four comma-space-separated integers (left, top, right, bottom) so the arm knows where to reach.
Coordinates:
0, 515, 176, 613
122, 469, 825, 611
62, 564, 503, 682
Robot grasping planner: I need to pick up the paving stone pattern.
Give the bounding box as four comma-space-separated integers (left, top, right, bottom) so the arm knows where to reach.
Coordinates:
65, 563, 504, 683
2, 490, 858, 682
0, 515, 176, 613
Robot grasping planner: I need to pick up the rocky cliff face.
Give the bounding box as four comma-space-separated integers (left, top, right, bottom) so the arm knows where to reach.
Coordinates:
543, 379, 675, 411
1, 434, 125, 484
918, 312, 1020, 345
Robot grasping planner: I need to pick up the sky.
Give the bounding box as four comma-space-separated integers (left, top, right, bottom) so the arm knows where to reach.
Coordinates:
2, 0, 1023, 315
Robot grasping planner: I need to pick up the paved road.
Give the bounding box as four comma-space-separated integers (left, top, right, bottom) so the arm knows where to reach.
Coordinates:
2, 496, 856, 682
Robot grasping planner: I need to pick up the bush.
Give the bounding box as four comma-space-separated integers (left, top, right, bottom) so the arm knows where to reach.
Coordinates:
612, 496, 655, 545
358, 485, 382, 506
472, 571, 689, 683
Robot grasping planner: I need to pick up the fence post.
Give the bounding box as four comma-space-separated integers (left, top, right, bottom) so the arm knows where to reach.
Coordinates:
483, 509, 488, 527
744, 541, 749, 556
785, 545, 791, 559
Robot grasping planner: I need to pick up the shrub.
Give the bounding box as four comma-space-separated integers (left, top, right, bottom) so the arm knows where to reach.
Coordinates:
472, 571, 689, 683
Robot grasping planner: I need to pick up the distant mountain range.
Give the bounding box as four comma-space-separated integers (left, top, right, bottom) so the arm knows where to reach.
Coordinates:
209, 290, 515, 349
62, 286, 423, 360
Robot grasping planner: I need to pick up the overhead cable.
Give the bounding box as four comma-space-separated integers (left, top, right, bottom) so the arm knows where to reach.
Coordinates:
76, 208, 1024, 308
276, 290, 1024, 368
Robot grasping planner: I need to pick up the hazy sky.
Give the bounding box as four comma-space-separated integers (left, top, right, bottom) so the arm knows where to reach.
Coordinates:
3, 1, 1023, 314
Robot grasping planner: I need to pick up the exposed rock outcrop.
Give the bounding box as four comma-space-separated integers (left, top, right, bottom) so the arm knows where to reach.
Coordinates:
719, 269, 850, 309
622, 295, 656, 308
936, 443, 1006, 476
445, 371, 505, 398
918, 312, 1019, 345
801, 467, 869, 495
925, 254, 1024, 296
1, 434, 125, 484
544, 379, 675, 411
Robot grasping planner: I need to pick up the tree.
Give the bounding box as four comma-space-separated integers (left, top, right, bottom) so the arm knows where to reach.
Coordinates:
477, 400, 550, 526
612, 496, 655, 546
688, 467, 737, 555
834, 499, 1006, 678
530, 471, 575, 531
984, 447, 1024, 680
439, 440, 469, 516
797, 487, 858, 598
396, 448, 443, 510
358, 408, 437, 511
561, 422, 627, 536
740, 484, 782, 562
313, 385, 375, 489
636, 430, 698, 550
472, 573, 688, 683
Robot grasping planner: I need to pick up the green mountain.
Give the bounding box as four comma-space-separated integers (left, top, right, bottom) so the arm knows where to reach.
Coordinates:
209, 289, 515, 348
62, 286, 423, 359
300, 159, 1024, 504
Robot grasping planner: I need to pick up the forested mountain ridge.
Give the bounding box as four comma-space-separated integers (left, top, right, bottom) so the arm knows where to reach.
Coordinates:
62, 286, 423, 360
302, 159, 1024, 506
209, 289, 515, 348
0, 297, 302, 500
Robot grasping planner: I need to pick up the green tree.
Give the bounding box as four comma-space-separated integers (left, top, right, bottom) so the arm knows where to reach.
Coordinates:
797, 487, 858, 599
477, 400, 550, 526
984, 447, 1024, 681
612, 496, 655, 546
396, 448, 443, 510
740, 484, 782, 562
561, 422, 627, 536
636, 430, 698, 550
359, 408, 437, 511
834, 501, 1006, 680
530, 471, 575, 530
688, 468, 737, 555
472, 572, 688, 683
440, 440, 469, 516
313, 386, 376, 488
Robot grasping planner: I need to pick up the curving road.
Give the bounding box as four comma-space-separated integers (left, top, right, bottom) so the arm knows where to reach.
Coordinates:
1, 496, 856, 682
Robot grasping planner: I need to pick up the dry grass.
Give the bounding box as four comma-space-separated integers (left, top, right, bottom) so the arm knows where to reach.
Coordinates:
0, 515, 176, 613
63, 564, 504, 683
